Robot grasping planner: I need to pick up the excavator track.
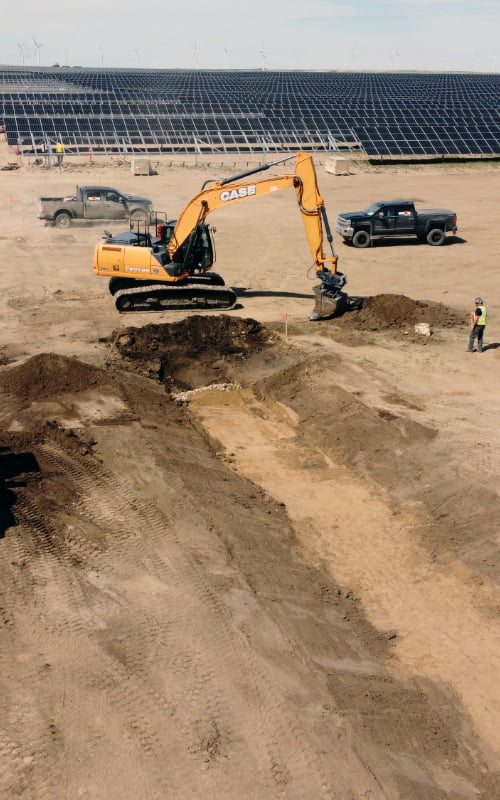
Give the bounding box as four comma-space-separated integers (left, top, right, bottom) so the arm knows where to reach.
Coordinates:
113, 283, 238, 313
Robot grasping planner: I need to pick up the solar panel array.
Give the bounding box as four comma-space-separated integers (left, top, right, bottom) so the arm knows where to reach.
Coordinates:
1, 67, 499, 157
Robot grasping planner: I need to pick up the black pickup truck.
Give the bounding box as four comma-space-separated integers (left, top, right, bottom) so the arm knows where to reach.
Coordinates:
336, 201, 457, 247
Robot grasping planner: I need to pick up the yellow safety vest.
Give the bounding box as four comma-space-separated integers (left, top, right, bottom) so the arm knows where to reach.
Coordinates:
55, 143, 63, 153
476, 305, 487, 325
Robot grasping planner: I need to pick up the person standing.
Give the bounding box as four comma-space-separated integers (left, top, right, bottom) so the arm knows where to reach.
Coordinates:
55, 141, 64, 166
467, 297, 487, 352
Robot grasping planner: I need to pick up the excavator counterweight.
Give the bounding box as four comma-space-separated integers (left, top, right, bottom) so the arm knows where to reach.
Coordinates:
93, 152, 347, 320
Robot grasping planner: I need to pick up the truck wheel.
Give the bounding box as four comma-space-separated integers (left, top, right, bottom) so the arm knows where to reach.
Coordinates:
130, 209, 146, 221
427, 228, 445, 246
54, 211, 71, 228
352, 230, 371, 248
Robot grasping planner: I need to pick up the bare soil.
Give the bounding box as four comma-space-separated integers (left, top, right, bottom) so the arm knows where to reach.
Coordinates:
1, 153, 499, 800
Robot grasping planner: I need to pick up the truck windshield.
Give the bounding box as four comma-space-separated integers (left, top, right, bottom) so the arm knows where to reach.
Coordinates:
362, 203, 382, 216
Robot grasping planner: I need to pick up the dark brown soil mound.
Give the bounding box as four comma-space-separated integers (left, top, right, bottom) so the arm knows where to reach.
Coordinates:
342, 294, 465, 332
116, 315, 275, 389
0, 353, 113, 403
118, 315, 271, 360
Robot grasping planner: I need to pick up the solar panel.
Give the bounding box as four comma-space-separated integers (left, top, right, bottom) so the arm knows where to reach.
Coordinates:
0, 66, 498, 157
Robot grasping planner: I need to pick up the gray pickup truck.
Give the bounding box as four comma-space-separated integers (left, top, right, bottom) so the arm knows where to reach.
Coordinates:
336, 201, 458, 247
39, 185, 153, 228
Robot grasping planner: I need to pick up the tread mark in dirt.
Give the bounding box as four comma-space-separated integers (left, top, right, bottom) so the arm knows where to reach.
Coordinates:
0, 699, 62, 800
31, 440, 345, 797
0, 731, 26, 798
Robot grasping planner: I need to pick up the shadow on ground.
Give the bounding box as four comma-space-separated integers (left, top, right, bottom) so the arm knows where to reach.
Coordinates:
0, 447, 40, 537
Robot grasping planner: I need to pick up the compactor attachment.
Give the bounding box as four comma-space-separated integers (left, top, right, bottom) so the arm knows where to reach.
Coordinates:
310, 270, 348, 320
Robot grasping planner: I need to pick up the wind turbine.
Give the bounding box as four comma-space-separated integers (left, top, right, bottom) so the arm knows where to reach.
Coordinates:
33, 37, 43, 66
17, 42, 26, 67
224, 47, 230, 70
98, 45, 104, 68
260, 49, 267, 71
193, 42, 200, 69
133, 48, 140, 67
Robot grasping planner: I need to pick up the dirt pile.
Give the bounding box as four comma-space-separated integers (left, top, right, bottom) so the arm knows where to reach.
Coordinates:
118, 315, 271, 358
254, 357, 436, 487
0, 353, 115, 404
117, 315, 275, 388
342, 294, 466, 332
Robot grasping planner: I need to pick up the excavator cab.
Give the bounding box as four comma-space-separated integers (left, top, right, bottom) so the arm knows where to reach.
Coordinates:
158, 222, 215, 273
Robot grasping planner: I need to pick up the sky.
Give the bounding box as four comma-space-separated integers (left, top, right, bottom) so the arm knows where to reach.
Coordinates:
1, 0, 499, 73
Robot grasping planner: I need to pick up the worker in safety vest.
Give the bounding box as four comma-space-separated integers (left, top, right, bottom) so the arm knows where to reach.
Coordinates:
467, 297, 487, 353
55, 141, 64, 166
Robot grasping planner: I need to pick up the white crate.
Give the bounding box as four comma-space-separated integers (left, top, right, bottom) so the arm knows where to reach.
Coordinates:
324, 157, 351, 176
132, 158, 150, 176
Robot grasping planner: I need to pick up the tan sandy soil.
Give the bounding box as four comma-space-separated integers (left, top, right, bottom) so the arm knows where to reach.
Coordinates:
0, 150, 499, 799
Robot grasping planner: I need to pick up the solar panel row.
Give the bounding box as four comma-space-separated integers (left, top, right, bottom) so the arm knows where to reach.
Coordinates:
1, 67, 499, 157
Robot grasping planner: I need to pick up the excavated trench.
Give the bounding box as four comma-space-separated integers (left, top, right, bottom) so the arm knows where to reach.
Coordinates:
0, 291, 492, 586
1, 295, 499, 797
0, 294, 489, 568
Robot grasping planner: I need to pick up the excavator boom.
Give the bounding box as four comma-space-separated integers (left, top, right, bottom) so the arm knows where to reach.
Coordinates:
167, 151, 338, 275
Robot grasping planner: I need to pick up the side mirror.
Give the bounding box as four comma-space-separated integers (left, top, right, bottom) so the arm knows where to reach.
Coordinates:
378, 211, 384, 218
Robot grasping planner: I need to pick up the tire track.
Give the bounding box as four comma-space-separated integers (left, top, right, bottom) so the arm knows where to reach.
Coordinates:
36, 438, 342, 797
3, 426, 381, 797
0, 676, 65, 800
56, 442, 249, 795
95, 458, 345, 797
0, 730, 26, 798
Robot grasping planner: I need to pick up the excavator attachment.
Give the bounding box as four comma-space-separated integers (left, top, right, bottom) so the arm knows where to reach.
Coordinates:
310, 270, 348, 321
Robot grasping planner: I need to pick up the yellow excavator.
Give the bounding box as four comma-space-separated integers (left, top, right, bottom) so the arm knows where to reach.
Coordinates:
93, 151, 347, 320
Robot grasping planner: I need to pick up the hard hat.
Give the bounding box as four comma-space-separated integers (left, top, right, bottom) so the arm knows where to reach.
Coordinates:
475, 297, 483, 304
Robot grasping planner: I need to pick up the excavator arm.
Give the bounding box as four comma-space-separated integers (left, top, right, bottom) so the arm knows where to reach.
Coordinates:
168, 152, 338, 275
167, 151, 347, 319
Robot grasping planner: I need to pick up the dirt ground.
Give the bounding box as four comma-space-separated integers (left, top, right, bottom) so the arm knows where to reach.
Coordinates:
1, 152, 499, 800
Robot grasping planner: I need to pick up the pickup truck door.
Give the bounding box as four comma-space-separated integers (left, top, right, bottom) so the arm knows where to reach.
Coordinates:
372, 207, 397, 235
83, 189, 108, 219
372, 205, 415, 236
393, 204, 416, 234
102, 190, 129, 219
